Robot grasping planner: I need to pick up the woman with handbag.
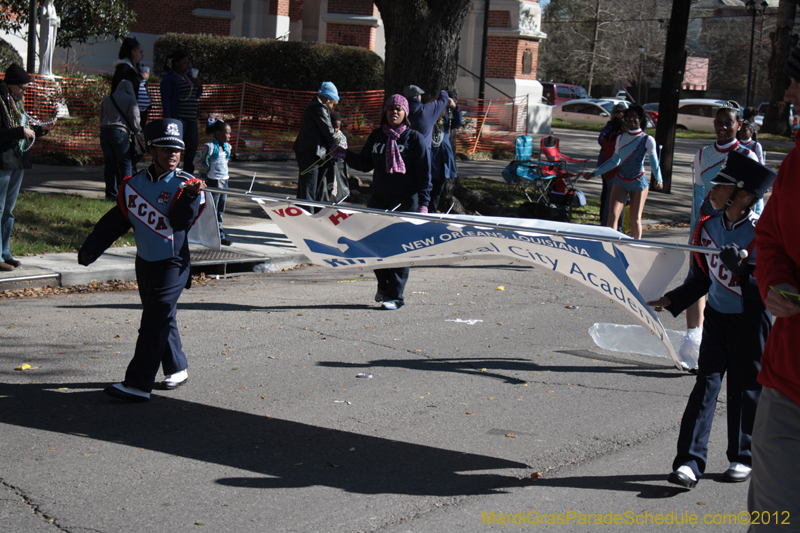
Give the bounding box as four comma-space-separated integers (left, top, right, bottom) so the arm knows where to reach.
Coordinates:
99, 79, 140, 200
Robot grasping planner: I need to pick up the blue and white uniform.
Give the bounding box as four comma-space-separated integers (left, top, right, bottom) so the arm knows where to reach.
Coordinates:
664, 210, 771, 480
690, 140, 758, 234
80, 166, 204, 392
738, 137, 765, 165
592, 128, 661, 192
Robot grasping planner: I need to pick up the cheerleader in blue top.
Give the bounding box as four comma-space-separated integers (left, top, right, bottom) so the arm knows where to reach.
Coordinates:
585, 105, 661, 239
195, 118, 232, 245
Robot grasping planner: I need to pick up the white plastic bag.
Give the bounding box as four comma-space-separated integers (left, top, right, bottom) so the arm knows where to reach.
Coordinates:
589, 323, 686, 360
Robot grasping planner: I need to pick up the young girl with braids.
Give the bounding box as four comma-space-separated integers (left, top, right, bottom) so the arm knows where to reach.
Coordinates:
195, 118, 232, 246
737, 120, 765, 165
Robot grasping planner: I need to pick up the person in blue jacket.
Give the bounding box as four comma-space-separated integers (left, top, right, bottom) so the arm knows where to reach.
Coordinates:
404, 84, 452, 150
78, 119, 206, 402
343, 94, 431, 310
429, 100, 462, 212
647, 151, 776, 489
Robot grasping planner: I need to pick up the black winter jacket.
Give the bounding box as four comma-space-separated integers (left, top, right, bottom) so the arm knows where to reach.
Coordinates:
0, 82, 45, 170
292, 96, 336, 158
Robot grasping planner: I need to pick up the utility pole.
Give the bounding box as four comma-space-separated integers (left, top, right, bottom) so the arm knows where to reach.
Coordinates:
653, 0, 692, 194
478, 0, 490, 100
27, 0, 37, 73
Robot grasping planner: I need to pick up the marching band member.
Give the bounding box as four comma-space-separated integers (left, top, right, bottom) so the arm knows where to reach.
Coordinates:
647, 152, 776, 489
79, 119, 206, 402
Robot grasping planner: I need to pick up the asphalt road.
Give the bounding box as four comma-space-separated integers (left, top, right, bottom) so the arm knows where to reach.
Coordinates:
1, 227, 758, 532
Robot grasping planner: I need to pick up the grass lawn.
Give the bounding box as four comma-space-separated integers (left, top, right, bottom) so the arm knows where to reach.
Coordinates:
11, 192, 134, 256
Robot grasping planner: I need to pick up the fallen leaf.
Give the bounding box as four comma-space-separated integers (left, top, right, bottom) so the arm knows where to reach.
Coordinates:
505, 433, 518, 438
530, 472, 542, 481
497, 286, 504, 291
547, 390, 555, 393
488, 397, 494, 400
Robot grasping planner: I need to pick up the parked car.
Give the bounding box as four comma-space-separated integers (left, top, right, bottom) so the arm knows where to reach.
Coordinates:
541, 82, 589, 106
552, 98, 655, 128
596, 99, 655, 127
552, 99, 616, 126
601, 98, 630, 108
676, 99, 729, 132
643, 103, 659, 125
754, 101, 796, 132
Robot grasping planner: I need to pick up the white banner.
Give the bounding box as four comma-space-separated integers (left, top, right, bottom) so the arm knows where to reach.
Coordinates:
259, 202, 686, 368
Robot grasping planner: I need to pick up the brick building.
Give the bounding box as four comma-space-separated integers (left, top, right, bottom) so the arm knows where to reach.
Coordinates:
8, 0, 550, 130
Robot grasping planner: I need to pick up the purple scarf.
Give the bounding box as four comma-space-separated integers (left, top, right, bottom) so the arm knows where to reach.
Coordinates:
382, 123, 407, 174
382, 94, 410, 174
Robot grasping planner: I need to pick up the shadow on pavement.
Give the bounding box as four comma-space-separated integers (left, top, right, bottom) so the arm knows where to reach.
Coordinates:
318, 355, 683, 383
0, 382, 528, 497
532, 474, 689, 499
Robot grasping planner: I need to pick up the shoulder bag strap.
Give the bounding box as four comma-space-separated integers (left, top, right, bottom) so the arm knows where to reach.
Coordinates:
109, 95, 133, 132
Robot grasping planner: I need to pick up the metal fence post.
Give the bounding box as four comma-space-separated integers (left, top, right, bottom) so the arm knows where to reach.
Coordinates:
234, 82, 246, 156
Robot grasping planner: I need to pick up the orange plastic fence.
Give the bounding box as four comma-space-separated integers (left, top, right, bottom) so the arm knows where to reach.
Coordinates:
15, 74, 527, 161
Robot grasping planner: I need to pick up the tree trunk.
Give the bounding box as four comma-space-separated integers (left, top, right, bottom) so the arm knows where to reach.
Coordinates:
373, 0, 472, 97
761, 0, 796, 136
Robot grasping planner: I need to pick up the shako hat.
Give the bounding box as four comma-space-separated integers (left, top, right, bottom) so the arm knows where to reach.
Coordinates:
144, 119, 185, 150
711, 151, 776, 200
